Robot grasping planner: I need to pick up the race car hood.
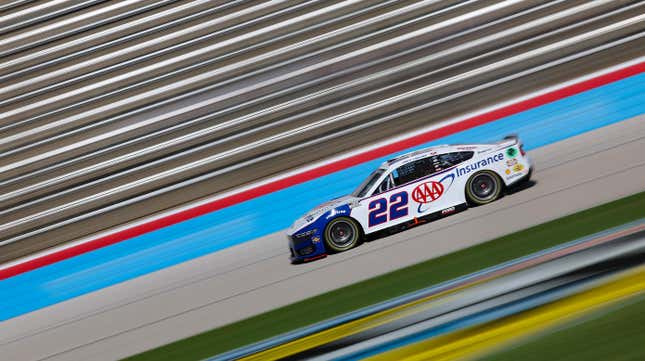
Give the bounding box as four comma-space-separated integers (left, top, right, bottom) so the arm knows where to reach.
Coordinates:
288, 195, 358, 234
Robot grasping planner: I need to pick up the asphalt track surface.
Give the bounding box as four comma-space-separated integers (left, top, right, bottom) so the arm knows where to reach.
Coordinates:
1, 116, 643, 361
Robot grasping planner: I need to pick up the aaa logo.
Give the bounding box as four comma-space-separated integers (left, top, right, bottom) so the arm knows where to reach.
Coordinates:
412, 181, 444, 204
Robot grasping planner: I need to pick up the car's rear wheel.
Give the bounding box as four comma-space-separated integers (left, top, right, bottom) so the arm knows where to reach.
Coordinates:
324, 217, 361, 253
466, 170, 502, 205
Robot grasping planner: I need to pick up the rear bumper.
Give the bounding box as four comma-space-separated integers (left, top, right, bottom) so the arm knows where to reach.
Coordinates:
507, 164, 532, 188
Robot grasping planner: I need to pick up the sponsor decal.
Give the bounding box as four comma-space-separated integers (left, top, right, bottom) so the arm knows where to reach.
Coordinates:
506, 172, 524, 180
293, 228, 317, 240
455, 153, 504, 177
506, 147, 518, 158
326, 208, 347, 219
416, 174, 455, 213
441, 206, 456, 215
311, 236, 321, 243
504, 161, 525, 176
367, 191, 409, 227
412, 181, 444, 204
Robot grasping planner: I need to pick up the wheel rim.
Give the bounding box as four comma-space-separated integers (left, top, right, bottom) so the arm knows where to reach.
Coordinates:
470, 174, 497, 201
329, 221, 355, 248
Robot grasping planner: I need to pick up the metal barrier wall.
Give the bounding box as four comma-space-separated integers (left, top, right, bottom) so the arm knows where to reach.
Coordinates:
0, 0, 644, 260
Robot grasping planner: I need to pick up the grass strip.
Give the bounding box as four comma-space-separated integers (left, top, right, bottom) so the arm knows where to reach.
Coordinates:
475, 293, 645, 361
126, 191, 645, 361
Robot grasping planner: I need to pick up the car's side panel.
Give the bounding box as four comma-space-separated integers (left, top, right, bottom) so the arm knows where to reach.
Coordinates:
351, 169, 467, 234
409, 171, 465, 219
351, 145, 529, 235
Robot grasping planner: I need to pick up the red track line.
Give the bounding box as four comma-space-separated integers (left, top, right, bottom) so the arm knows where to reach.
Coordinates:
2, 61, 644, 281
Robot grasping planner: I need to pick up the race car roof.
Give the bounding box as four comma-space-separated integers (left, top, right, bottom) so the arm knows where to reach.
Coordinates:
381, 143, 494, 170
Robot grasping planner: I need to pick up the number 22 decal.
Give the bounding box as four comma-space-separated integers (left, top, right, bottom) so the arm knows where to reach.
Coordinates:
368, 191, 409, 227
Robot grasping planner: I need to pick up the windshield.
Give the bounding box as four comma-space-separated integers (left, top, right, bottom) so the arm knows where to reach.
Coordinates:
352, 169, 384, 197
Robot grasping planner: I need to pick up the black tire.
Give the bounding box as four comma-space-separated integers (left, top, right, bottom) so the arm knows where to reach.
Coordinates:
465, 170, 502, 205
324, 217, 361, 253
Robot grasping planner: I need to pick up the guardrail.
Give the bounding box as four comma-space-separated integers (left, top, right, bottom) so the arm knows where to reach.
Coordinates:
209, 220, 645, 360
1, 0, 644, 261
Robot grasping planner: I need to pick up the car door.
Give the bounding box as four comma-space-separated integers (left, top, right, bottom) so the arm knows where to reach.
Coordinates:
409, 151, 474, 217
356, 157, 435, 233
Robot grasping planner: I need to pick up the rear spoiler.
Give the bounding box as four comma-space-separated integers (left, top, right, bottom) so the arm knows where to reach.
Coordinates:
493, 134, 519, 147
502, 134, 519, 143
498, 134, 526, 156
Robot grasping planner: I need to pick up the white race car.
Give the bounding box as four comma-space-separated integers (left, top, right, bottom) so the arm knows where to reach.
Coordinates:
287, 136, 532, 263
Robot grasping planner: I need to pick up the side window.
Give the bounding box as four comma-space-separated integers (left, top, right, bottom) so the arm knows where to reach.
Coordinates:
394, 157, 436, 186
433, 152, 474, 171
375, 174, 395, 195
377, 152, 475, 192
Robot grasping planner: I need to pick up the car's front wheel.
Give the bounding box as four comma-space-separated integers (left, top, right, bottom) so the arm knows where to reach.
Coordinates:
465, 170, 502, 205
324, 217, 361, 253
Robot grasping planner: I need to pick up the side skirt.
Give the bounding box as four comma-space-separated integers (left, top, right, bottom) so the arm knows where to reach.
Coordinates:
370, 203, 469, 238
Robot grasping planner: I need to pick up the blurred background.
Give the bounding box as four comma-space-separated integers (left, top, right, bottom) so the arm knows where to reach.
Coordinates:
0, 1, 644, 360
